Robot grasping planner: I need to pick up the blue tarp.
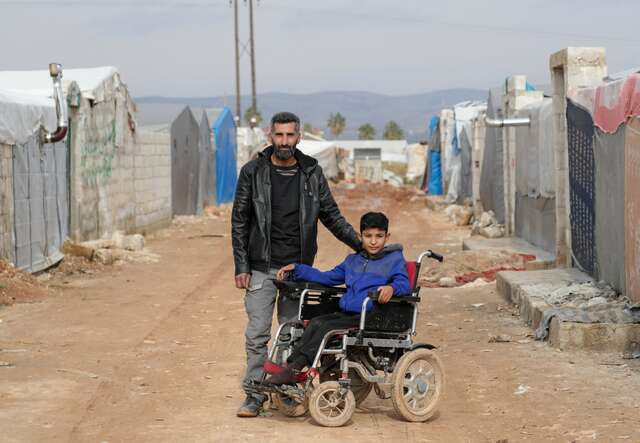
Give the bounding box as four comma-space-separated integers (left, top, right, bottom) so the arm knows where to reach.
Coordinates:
428, 150, 443, 195
213, 107, 237, 204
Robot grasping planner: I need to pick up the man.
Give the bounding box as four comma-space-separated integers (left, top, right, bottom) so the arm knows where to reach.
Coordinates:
231, 111, 361, 417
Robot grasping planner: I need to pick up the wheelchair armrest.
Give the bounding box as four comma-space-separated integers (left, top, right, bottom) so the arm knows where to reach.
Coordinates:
272, 279, 346, 294
367, 291, 420, 304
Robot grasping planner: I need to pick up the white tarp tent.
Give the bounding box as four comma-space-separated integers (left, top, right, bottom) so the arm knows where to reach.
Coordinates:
297, 140, 339, 179
334, 140, 408, 163
0, 66, 120, 145
0, 89, 57, 145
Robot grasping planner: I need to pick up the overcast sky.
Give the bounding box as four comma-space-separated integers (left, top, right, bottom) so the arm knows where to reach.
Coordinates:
2, 0, 640, 97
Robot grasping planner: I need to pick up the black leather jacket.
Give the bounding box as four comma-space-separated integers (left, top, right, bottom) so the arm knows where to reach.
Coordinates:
232, 145, 360, 275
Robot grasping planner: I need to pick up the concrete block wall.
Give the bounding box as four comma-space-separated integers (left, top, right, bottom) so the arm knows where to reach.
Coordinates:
0, 143, 14, 264
68, 88, 136, 241
134, 130, 172, 234
67, 80, 172, 241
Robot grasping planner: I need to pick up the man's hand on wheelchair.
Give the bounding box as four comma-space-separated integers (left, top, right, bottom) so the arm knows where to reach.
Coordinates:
377, 285, 394, 304
276, 263, 295, 281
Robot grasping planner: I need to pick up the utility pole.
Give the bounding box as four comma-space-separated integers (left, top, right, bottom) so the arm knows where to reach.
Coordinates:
233, 0, 241, 121
248, 0, 257, 115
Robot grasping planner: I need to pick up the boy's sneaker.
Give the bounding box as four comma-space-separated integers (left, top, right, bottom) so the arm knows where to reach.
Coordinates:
236, 395, 264, 417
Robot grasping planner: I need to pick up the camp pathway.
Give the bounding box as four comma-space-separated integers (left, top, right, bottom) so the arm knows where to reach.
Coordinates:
1, 185, 639, 442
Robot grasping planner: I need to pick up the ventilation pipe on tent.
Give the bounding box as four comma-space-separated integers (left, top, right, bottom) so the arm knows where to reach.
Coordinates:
484, 116, 530, 128
41, 63, 68, 144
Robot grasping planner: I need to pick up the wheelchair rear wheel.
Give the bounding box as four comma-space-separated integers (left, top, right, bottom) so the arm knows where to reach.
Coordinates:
309, 381, 355, 427
390, 348, 445, 422
272, 393, 308, 417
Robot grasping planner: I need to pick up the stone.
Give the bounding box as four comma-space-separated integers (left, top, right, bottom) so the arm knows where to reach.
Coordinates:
480, 224, 505, 239
123, 234, 145, 251
455, 207, 474, 226
63, 240, 95, 260
439, 277, 456, 287
93, 249, 115, 265
478, 211, 497, 228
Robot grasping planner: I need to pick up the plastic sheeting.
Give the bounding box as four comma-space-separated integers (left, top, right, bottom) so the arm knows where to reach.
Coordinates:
213, 108, 238, 204
514, 98, 555, 198
568, 73, 640, 134
479, 88, 505, 223
297, 140, 339, 179
459, 127, 473, 202
594, 126, 626, 294
625, 118, 640, 302
427, 150, 443, 195
514, 193, 556, 254
445, 101, 486, 203
0, 67, 120, 145
12, 134, 68, 272
171, 107, 201, 216
0, 90, 57, 145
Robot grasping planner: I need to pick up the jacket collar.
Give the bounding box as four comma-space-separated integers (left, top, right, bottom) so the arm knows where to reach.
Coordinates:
258, 145, 317, 174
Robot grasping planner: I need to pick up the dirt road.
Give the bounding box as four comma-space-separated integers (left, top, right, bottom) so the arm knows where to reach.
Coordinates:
1, 184, 639, 442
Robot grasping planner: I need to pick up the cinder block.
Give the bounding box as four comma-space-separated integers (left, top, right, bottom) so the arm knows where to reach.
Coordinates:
549, 318, 640, 353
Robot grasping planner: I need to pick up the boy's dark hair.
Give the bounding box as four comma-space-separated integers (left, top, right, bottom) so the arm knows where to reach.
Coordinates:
270, 112, 300, 131
360, 212, 389, 233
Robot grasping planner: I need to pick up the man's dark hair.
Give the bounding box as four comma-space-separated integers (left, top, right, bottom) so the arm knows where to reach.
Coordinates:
271, 112, 300, 131
360, 212, 389, 233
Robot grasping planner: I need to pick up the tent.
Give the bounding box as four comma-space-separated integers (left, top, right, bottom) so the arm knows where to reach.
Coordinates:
212, 107, 237, 204
296, 140, 339, 179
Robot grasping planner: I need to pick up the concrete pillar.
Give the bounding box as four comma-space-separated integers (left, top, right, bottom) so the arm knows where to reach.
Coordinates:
502, 75, 544, 236
471, 111, 486, 215
549, 47, 607, 267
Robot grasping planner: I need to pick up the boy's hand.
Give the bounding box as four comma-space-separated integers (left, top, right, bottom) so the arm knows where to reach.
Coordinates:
377, 285, 394, 304
276, 264, 295, 281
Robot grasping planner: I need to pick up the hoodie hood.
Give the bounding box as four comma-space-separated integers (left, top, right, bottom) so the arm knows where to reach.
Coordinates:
360, 243, 403, 260
258, 145, 318, 173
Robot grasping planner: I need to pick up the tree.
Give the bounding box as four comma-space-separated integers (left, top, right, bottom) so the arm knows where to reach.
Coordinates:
244, 106, 263, 127
383, 120, 404, 140
358, 123, 376, 140
327, 112, 346, 139
303, 122, 313, 134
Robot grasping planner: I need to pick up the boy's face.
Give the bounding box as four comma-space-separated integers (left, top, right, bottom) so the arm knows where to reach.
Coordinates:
361, 227, 390, 256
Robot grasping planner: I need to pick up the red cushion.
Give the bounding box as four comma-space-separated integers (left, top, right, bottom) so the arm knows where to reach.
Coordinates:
406, 261, 417, 290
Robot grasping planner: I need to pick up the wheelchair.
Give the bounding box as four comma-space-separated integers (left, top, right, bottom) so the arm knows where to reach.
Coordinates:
247, 250, 445, 427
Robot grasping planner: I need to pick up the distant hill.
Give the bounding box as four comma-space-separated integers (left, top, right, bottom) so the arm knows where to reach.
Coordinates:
135, 89, 487, 142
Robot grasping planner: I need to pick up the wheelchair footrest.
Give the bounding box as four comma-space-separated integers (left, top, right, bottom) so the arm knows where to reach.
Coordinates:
246, 380, 306, 403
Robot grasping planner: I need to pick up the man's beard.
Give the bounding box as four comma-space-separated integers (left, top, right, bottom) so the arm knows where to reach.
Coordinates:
274, 144, 296, 160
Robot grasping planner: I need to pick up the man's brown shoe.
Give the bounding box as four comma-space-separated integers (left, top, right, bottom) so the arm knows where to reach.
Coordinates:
236, 395, 263, 417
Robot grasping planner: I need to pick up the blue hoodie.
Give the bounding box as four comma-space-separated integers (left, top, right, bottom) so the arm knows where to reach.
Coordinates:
294, 244, 411, 314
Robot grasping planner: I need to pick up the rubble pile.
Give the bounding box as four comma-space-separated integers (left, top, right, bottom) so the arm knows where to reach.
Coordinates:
64, 231, 159, 265
471, 210, 505, 238
418, 249, 534, 288
0, 260, 50, 304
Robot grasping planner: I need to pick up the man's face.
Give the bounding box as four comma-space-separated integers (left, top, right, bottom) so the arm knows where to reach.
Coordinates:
270, 122, 300, 160
361, 227, 390, 255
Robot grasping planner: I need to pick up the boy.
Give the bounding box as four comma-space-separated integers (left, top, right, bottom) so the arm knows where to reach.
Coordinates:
266, 211, 410, 385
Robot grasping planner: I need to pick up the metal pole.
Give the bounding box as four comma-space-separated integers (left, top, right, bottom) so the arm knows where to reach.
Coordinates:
233, 0, 241, 120
249, 0, 257, 115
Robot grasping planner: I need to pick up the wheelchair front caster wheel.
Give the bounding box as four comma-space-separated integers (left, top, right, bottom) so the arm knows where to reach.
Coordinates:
391, 348, 445, 422
272, 393, 308, 417
309, 381, 355, 427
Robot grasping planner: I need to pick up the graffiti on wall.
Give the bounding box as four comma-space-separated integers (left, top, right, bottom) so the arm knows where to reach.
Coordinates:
80, 118, 117, 186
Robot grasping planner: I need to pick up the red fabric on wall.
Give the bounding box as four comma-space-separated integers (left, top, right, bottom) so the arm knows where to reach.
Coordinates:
594, 74, 640, 133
